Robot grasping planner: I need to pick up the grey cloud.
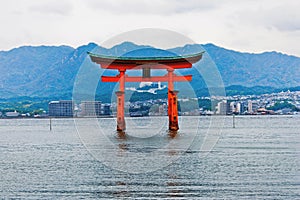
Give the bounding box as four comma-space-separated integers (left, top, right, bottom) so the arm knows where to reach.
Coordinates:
28, 0, 73, 16
275, 21, 300, 32
172, 0, 219, 13
270, 6, 300, 31
85, 0, 219, 15
233, 1, 300, 32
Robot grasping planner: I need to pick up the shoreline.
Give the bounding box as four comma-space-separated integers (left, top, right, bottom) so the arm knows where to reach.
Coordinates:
0, 114, 299, 120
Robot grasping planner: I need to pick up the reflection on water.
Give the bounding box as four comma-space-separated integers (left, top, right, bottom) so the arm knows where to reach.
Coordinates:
168, 130, 178, 139
117, 131, 126, 140
116, 131, 127, 152
0, 116, 299, 199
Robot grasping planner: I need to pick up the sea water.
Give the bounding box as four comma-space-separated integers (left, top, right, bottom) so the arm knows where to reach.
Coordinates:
0, 116, 299, 199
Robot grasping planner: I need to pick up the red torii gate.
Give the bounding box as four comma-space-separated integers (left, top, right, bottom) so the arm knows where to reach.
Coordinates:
88, 51, 203, 132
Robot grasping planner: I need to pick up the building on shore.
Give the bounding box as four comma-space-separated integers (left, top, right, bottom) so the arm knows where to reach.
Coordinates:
217, 100, 230, 115
102, 104, 111, 116
236, 102, 246, 114
229, 102, 236, 114
5, 111, 20, 117
49, 100, 74, 117
248, 100, 259, 114
80, 101, 102, 117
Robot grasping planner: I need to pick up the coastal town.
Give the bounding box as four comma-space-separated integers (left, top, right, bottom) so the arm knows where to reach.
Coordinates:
126, 89, 300, 116
212, 89, 300, 115
0, 89, 299, 118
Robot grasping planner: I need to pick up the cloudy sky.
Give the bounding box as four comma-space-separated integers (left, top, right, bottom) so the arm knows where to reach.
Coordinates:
1, 0, 299, 56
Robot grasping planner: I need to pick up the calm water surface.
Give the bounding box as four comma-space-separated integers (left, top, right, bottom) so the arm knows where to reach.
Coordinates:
0, 116, 299, 199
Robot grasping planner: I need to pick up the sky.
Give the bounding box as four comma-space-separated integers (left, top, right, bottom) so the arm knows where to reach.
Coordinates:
0, 0, 300, 56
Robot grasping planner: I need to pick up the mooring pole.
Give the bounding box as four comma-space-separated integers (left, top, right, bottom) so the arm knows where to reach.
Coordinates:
233, 115, 235, 128
50, 117, 52, 131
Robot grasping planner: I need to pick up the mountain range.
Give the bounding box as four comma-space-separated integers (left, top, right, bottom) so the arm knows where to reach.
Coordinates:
0, 42, 299, 102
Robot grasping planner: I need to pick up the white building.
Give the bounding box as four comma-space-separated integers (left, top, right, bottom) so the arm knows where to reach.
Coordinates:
80, 101, 102, 117
248, 101, 259, 113
5, 111, 20, 117
217, 100, 228, 115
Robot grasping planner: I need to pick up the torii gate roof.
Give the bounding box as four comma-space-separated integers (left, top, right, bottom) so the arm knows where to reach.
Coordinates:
88, 51, 204, 70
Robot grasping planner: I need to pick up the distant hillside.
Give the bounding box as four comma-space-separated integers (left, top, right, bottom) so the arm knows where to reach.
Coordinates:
0, 45, 74, 97
0, 42, 299, 101
203, 44, 300, 87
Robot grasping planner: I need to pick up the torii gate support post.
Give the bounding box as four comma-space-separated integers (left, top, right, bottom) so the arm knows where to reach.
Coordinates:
168, 69, 179, 131
116, 69, 126, 131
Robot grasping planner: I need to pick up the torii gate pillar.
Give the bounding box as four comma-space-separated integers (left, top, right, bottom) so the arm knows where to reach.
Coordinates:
168, 90, 179, 131
168, 69, 179, 131
116, 69, 126, 131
